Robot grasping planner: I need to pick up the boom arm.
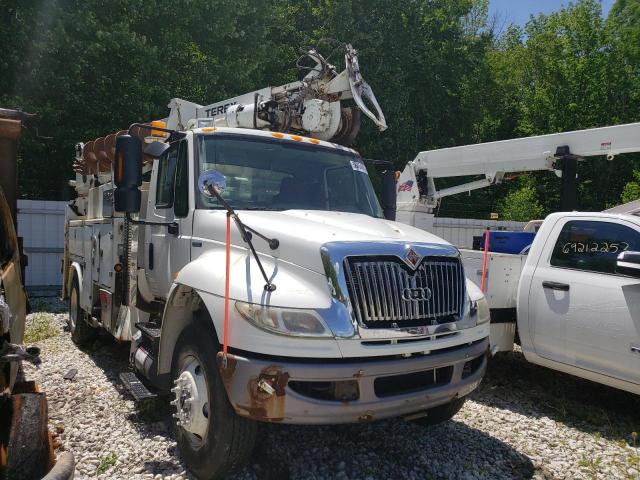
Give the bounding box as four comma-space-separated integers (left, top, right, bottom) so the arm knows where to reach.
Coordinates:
396, 122, 640, 226
166, 43, 386, 145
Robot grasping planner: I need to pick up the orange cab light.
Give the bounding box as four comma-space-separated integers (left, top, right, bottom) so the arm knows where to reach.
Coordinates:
202, 127, 217, 133
309, 138, 320, 144
290, 135, 303, 142
271, 132, 285, 138
151, 120, 168, 137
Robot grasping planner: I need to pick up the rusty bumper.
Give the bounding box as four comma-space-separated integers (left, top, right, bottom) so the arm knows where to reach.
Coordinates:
217, 337, 488, 424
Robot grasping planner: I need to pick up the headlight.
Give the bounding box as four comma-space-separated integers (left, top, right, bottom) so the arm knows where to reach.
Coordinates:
235, 301, 332, 338
469, 296, 490, 325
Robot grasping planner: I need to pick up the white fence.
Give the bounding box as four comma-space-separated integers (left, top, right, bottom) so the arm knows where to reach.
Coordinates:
432, 217, 527, 249
17, 200, 66, 291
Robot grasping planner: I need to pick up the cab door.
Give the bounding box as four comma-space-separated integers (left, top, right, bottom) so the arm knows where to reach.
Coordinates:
145, 138, 193, 297
528, 217, 640, 384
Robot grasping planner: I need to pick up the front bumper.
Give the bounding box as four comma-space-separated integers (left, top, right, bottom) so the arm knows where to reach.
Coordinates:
217, 337, 488, 424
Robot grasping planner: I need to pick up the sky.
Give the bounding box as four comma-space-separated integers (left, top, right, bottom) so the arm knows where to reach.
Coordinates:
488, 0, 615, 27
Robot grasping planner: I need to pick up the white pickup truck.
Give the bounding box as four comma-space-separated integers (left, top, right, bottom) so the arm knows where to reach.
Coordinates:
395, 122, 640, 395
461, 211, 640, 395
63, 123, 490, 479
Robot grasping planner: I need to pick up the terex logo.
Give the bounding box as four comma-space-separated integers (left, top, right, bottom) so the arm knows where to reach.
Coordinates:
204, 102, 237, 118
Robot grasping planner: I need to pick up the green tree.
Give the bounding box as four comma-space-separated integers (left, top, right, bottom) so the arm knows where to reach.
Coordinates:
497, 177, 545, 221
2, 0, 274, 199
621, 171, 640, 204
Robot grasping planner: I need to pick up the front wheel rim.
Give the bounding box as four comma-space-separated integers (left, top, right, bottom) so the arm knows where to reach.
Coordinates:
172, 355, 210, 447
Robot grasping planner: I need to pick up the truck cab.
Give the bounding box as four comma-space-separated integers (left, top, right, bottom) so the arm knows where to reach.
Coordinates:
65, 126, 490, 479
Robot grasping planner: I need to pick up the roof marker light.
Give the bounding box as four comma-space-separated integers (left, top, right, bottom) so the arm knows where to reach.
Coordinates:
271, 132, 285, 138
309, 138, 320, 144
151, 120, 168, 137
290, 135, 303, 142
202, 127, 217, 133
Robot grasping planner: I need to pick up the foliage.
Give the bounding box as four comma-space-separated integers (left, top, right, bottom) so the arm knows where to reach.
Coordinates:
1, 0, 639, 219
621, 171, 640, 204
24, 312, 58, 343
497, 177, 545, 221
96, 452, 117, 475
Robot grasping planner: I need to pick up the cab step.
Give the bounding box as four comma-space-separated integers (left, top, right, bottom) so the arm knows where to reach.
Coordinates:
119, 371, 158, 402
135, 322, 161, 352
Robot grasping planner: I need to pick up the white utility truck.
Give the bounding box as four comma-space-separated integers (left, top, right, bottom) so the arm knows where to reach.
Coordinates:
396, 122, 640, 394
62, 45, 489, 479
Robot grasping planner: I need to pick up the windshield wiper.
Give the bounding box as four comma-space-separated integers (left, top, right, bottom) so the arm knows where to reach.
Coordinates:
202, 186, 279, 291
241, 206, 282, 211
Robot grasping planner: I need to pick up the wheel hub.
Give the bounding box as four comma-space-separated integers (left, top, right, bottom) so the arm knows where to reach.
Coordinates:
171, 357, 209, 440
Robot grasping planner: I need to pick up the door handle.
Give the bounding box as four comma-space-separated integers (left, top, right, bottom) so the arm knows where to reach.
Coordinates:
542, 281, 569, 291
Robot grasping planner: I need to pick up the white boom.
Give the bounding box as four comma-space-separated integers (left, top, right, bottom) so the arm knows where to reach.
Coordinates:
165, 43, 386, 145
396, 122, 640, 228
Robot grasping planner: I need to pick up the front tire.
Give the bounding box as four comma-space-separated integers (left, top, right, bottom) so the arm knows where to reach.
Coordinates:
171, 322, 256, 480
68, 276, 97, 346
410, 396, 467, 427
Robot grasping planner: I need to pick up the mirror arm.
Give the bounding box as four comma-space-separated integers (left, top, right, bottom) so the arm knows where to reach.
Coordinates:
244, 224, 280, 250
205, 185, 278, 291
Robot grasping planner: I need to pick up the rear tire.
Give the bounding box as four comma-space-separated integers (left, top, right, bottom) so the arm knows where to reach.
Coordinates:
171, 322, 256, 480
68, 276, 97, 346
3, 392, 52, 480
410, 396, 467, 427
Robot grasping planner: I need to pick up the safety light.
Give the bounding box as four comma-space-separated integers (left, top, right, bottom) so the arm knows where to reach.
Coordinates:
151, 120, 168, 137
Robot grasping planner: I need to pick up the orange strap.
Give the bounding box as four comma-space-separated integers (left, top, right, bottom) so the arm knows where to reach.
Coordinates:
223, 213, 231, 354
481, 228, 490, 293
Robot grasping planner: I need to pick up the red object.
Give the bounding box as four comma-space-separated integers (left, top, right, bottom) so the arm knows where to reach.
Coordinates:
223, 213, 231, 354
398, 180, 414, 192
481, 228, 490, 293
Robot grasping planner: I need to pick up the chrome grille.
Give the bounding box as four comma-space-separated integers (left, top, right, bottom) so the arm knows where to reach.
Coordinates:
344, 256, 465, 328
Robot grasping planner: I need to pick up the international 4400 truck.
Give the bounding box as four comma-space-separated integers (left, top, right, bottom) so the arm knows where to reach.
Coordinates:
62, 45, 489, 479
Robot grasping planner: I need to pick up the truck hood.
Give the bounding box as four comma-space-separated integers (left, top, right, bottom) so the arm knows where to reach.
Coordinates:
193, 209, 453, 275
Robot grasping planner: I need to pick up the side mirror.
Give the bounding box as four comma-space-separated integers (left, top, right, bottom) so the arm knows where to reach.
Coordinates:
114, 134, 142, 213
144, 141, 170, 159
616, 251, 640, 278
198, 170, 226, 198
381, 168, 396, 221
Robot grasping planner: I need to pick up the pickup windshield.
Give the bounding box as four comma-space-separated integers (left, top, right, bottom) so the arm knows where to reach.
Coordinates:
196, 134, 383, 218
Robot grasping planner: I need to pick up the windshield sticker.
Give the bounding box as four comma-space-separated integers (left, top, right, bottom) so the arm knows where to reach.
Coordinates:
398, 180, 414, 192
350, 160, 368, 174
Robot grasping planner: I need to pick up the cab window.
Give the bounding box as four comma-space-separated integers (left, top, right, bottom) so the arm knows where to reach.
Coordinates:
550, 220, 640, 274
156, 143, 179, 208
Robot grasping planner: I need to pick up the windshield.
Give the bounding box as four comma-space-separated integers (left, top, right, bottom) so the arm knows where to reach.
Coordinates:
196, 134, 383, 218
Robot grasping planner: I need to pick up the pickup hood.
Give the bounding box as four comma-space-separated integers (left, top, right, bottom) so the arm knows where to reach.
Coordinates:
192, 209, 453, 274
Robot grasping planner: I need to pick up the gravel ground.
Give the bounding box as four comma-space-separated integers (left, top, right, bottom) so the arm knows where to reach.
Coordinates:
22, 297, 640, 479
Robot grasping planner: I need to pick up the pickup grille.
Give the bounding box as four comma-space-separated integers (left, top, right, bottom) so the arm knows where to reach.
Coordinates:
344, 256, 465, 328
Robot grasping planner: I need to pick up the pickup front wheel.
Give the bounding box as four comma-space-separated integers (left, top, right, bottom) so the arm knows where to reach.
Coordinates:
171, 322, 256, 480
